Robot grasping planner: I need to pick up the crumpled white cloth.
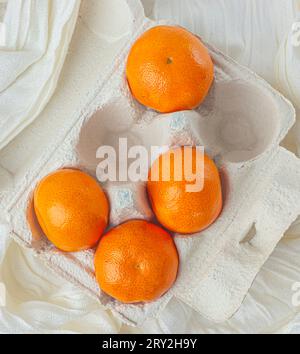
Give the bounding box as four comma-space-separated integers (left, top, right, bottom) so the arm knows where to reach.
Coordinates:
0, 0, 80, 150
1, 0, 300, 334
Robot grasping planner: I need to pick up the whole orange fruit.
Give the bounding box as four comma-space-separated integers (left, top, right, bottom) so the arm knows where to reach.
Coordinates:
147, 147, 222, 234
94, 220, 179, 303
126, 25, 214, 113
34, 169, 109, 252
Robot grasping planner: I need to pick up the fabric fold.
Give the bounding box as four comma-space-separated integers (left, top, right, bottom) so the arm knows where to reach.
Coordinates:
0, 0, 81, 150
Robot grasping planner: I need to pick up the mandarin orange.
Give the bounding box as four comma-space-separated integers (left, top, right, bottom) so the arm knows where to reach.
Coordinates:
34, 169, 109, 252
94, 220, 179, 303
126, 25, 214, 113
147, 147, 222, 234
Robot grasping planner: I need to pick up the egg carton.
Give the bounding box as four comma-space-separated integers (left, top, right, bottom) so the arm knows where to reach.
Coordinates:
2, 0, 300, 326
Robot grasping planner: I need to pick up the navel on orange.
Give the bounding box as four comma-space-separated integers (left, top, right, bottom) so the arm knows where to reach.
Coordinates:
34, 169, 109, 252
147, 147, 223, 234
94, 220, 179, 303
126, 25, 214, 113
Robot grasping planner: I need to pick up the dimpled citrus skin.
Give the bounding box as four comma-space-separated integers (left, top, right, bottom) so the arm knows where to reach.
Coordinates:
94, 220, 179, 303
126, 25, 214, 113
34, 169, 109, 252
147, 147, 223, 234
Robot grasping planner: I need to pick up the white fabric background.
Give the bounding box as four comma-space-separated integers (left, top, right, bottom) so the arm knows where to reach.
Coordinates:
1, 0, 300, 333
0, 0, 81, 150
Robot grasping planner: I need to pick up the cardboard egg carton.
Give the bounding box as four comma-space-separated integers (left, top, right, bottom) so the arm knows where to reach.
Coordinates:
2, 0, 300, 325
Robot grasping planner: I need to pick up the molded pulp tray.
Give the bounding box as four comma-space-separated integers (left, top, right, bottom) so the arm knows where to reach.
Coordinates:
2, 0, 300, 325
